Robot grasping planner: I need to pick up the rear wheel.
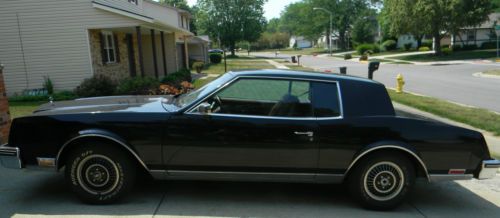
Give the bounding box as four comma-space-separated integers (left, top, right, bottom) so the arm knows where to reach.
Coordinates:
64, 142, 137, 204
348, 152, 415, 210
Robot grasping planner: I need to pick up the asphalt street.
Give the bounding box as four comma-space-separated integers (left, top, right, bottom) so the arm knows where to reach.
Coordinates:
253, 52, 500, 113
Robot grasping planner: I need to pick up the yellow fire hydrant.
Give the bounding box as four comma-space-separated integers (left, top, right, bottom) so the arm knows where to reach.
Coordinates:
396, 73, 405, 93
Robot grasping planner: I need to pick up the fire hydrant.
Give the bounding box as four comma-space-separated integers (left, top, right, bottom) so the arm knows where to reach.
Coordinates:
396, 73, 405, 93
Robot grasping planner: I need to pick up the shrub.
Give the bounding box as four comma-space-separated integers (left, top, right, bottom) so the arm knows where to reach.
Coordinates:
382, 40, 397, 51
480, 42, 496, 49
421, 40, 433, 48
209, 53, 222, 64
161, 68, 192, 85
359, 54, 368, 61
356, 44, 379, 55
418, 46, 430, 51
116, 77, 160, 95
192, 61, 204, 74
404, 43, 412, 51
462, 44, 478, 51
452, 45, 462, 51
74, 75, 115, 97
43, 76, 54, 95
442, 47, 453, 55
344, 54, 352, 60
9, 91, 78, 102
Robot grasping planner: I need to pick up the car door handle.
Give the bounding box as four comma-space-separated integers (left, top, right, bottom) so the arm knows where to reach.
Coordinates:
294, 131, 314, 137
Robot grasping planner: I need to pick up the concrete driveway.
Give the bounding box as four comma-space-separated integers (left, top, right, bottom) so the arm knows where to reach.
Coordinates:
0, 166, 499, 218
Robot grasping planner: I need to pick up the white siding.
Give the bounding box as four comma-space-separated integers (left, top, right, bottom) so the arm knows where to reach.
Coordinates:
142, 0, 180, 28
0, 0, 143, 95
94, 0, 146, 16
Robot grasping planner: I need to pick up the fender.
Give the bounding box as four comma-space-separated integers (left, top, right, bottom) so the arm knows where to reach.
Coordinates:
55, 129, 149, 172
344, 140, 430, 181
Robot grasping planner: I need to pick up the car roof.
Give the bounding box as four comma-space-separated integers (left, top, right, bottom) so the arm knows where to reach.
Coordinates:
228, 69, 381, 85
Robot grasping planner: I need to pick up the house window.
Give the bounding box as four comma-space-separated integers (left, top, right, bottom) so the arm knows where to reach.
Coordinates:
467, 31, 475, 41
128, 0, 138, 5
102, 31, 116, 63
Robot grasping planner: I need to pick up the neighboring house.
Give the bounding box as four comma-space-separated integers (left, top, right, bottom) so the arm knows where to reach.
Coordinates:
396, 35, 432, 49
187, 35, 211, 64
317, 34, 340, 51
450, 13, 499, 48
0, 0, 194, 95
289, 36, 312, 49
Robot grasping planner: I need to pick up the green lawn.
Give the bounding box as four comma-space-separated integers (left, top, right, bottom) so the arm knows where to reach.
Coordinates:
398, 49, 496, 62
483, 69, 500, 76
388, 89, 500, 136
9, 101, 44, 119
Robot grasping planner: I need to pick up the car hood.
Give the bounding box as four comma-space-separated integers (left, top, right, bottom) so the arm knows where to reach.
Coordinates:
32, 95, 180, 116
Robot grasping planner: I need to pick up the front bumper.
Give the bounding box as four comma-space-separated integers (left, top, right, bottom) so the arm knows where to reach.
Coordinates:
0, 144, 22, 169
477, 159, 500, 179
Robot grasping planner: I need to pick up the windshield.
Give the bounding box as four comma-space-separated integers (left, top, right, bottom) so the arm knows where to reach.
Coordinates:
174, 73, 234, 108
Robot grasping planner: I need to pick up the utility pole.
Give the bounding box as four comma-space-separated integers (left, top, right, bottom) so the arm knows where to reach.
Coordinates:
314, 7, 333, 56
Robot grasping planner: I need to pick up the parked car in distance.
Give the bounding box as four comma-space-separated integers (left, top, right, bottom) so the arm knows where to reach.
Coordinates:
1, 70, 499, 210
208, 48, 224, 54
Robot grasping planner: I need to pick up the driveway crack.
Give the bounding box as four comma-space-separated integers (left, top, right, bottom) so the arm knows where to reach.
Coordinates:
152, 190, 167, 218
409, 201, 427, 218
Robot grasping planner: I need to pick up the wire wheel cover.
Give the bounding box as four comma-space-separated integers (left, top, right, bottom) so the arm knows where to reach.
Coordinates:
76, 154, 120, 195
363, 161, 405, 201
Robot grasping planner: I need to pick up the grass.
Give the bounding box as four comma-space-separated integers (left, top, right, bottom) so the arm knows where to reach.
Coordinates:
388, 89, 500, 136
9, 101, 44, 119
483, 69, 500, 76
398, 49, 496, 62
200, 57, 275, 75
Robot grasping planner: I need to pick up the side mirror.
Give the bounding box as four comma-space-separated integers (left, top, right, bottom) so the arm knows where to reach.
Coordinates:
197, 102, 212, 114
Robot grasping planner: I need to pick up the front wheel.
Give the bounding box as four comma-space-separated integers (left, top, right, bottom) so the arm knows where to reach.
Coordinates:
348, 152, 415, 210
65, 142, 137, 204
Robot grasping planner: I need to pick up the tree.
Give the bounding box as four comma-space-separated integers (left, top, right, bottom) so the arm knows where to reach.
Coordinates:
383, 0, 493, 55
195, 0, 267, 55
381, 0, 428, 48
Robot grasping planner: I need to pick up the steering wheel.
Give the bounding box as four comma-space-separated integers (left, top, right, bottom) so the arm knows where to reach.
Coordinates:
210, 95, 222, 113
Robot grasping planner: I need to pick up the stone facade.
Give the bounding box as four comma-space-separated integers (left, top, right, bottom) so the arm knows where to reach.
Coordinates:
0, 64, 11, 143
89, 29, 140, 82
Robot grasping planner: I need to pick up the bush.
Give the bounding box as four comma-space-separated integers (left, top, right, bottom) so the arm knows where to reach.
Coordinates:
192, 61, 204, 74
418, 46, 430, 51
344, 54, 352, 60
442, 47, 453, 55
43, 76, 54, 95
209, 53, 222, 64
452, 45, 462, 51
462, 44, 478, 51
359, 54, 368, 61
382, 40, 397, 51
9, 91, 78, 102
74, 75, 116, 97
404, 43, 412, 51
356, 44, 379, 55
161, 68, 192, 85
116, 77, 160, 95
421, 40, 433, 48
480, 42, 496, 49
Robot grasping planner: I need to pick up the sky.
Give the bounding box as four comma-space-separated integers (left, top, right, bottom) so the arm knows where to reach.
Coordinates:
185, 0, 301, 20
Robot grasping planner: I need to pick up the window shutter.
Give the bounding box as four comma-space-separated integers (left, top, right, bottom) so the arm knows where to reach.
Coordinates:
99, 32, 107, 65
114, 34, 120, 63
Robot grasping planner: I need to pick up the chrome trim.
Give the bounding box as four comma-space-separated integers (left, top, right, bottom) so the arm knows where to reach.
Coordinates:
56, 134, 149, 172
429, 174, 473, 182
344, 145, 430, 182
184, 75, 344, 120
165, 170, 317, 183
0, 144, 22, 169
294, 131, 314, 137
36, 157, 56, 168
478, 159, 500, 180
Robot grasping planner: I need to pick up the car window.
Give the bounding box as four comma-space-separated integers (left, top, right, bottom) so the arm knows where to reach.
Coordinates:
311, 82, 341, 117
199, 78, 313, 117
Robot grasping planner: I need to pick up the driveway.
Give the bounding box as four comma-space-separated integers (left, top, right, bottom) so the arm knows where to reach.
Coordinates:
252, 52, 500, 113
0, 167, 499, 218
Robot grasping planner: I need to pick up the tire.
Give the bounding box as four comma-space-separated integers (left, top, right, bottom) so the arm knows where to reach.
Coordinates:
348, 151, 415, 210
64, 142, 137, 204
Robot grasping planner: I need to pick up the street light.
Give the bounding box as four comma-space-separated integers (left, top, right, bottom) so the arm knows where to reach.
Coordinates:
313, 7, 332, 56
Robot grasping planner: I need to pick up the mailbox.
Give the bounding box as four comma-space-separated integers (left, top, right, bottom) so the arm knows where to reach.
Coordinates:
368, 61, 380, 79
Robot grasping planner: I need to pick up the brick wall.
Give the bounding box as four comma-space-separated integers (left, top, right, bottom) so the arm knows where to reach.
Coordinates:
0, 64, 11, 144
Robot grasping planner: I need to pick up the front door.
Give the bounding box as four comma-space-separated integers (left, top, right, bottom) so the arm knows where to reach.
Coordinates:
165, 78, 319, 181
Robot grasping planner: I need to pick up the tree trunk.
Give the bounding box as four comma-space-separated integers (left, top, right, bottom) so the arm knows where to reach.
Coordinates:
338, 33, 346, 50
230, 40, 236, 56
433, 32, 442, 56
416, 35, 423, 49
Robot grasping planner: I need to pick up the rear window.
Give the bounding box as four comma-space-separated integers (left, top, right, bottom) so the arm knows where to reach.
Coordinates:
311, 82, 341, 117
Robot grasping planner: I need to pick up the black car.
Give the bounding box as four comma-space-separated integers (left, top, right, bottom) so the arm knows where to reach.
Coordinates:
1, 70, 499, 210
208, 49, 224, 54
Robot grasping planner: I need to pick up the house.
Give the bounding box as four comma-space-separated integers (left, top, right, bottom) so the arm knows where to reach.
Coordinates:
186, 35, 211, 64
450, 13, 499, 48
396, 34, 432, 49
289, 36, 312, 49
0, 0, 196, 95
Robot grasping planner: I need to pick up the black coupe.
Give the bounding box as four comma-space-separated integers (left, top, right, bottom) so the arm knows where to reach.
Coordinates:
1, 70, 498, 210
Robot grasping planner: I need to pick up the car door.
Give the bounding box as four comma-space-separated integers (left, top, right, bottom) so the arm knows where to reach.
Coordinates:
164, 77, 319, 182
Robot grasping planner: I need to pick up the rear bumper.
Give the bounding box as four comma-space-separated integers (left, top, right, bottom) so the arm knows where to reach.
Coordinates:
477, 159, 500, 179
0, 144, 22, 169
